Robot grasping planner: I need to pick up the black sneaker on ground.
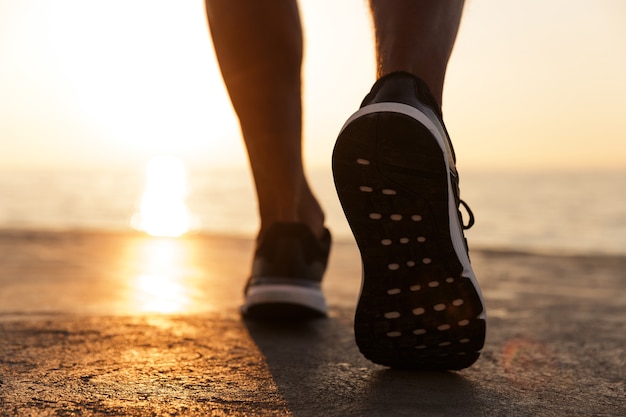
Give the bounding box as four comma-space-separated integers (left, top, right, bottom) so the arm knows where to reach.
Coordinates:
332, 72, 486, 370
241, 222, 331, 320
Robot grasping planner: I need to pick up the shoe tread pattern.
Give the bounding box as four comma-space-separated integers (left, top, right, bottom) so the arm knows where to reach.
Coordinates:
333, 112, 485, 370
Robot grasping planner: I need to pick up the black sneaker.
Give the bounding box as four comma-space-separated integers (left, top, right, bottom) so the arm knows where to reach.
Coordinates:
241, 222, 331, 320
332, 72, 486, 370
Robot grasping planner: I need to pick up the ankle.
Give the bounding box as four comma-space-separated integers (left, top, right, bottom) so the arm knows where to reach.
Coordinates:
297, 193, 326, 240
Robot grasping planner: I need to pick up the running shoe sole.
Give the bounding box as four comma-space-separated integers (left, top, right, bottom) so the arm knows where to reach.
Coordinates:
242, 284, 327, 319
332, 102, 486, 370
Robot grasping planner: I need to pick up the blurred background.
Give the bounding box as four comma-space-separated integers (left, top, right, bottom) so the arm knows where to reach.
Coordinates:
1, 0, 624, 255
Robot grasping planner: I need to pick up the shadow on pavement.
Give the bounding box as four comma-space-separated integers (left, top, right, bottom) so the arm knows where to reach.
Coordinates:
244, 311, 501, 417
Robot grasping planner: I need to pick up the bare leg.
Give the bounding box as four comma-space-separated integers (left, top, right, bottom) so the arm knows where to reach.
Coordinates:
370, 0, 465, 106
205, 0, 325, 238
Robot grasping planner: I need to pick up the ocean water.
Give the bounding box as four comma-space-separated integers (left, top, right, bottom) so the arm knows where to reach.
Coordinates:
0, 167, 624, 256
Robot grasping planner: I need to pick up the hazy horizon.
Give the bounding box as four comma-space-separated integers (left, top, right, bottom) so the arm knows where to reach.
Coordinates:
1, 166, 624, 256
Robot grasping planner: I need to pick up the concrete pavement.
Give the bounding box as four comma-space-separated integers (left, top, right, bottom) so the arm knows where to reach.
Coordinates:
0, 230, 624, 416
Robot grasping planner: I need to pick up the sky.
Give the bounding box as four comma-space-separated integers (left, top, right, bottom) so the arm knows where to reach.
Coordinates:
0, 0, 625, 171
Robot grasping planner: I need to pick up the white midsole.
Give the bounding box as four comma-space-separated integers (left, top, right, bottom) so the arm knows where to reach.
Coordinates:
243, 284, 328, 313
341, 102, 486, 317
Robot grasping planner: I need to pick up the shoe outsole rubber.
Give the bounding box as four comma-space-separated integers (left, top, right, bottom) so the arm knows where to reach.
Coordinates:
332, 104, 486, 370
242, 284, 327, 320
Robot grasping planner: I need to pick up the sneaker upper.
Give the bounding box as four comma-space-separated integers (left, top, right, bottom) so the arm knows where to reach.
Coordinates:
246, 222, 332, 291
361, 71, 443, 118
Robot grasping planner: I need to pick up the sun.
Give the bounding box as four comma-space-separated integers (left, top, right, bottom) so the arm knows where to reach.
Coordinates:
39, 1, 241, 159
132, 155, 191, 237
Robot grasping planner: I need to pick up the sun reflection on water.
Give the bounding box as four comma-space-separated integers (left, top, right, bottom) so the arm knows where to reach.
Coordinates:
133, 273, 188, 314
132, 155, 190, 237
124, 157, 216, 314
128, 237, 197, 314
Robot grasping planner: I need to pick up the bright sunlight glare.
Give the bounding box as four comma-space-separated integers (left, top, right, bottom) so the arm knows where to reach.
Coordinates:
127, 238, 195, 314
132, 156, 191, 237
133, 273, 189, 314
